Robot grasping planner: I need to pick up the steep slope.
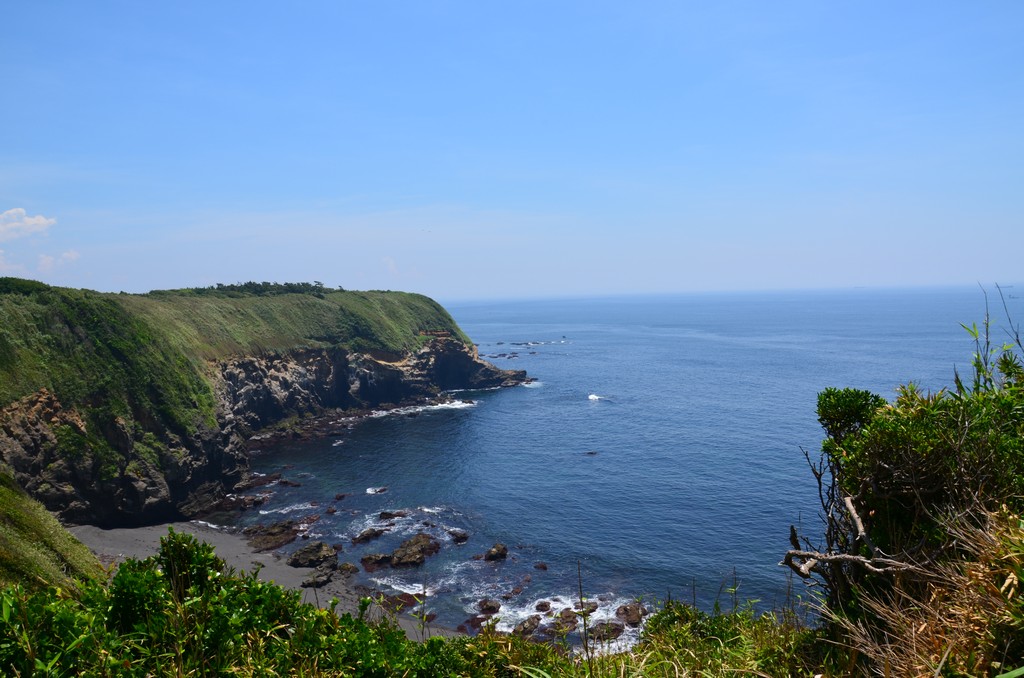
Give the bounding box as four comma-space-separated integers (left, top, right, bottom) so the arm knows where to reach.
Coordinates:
0, 279, 523, 527
0, 469, 102, 589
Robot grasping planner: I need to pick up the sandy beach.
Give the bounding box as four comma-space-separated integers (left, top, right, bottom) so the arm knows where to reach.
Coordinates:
69, 521, 459, 640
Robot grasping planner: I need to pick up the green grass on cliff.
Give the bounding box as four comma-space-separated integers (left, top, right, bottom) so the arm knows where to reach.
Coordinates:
0, 279, 470, 430
0, 471, 101, 591
0, 278, 470, 410
121, 287, 470, 360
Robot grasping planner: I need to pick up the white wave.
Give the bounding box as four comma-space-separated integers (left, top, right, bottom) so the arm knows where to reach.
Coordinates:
366, 487, 388, 495
344, 506, 459, 544
370, 575, 439, 598
332, 439, 345, 447
588, 394, 603, 401
190, 520, 226, 530
521, 381, 543, 389
258, 501, 317, 515
369, 400, 477, 419
484, 590, 646, 652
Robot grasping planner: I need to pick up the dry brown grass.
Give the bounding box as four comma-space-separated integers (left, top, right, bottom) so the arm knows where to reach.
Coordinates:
831, 510, 1024, 676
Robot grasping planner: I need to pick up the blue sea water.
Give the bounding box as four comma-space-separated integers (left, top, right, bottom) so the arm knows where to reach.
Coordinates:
235, 286, 1022, 640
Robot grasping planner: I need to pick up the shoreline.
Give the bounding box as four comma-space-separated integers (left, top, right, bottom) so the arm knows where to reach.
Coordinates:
68, 520, 461, 641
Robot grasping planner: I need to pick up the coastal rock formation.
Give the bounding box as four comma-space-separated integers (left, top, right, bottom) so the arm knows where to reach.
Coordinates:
591, 620, 625, 642
390, 533, 441, 567
287, 541, 336, 568
483, 543, 509, 561
360, 553, 392, 571
0, 388, 234, 527
243, 521, 301, 551
301, 560, 339, 588
615, 601, 649, 627
513, 615, 542, 637
352, 527, 387, 544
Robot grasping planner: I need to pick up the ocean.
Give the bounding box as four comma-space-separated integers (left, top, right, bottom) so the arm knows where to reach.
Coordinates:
234, 286, 1021, 644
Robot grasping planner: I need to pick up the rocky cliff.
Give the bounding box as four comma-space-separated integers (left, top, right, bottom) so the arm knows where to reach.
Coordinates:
0, 280, 524, 527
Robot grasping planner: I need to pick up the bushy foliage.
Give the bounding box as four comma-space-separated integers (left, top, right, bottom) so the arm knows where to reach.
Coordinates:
148, 280, 339, 299
787, 298, 1024, 675
0, 530, 473, 676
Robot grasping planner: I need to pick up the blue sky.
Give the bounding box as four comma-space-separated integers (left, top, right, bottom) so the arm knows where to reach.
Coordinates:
2, 2, 1021, 301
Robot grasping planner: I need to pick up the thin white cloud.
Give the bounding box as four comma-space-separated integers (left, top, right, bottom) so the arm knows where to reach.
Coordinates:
0, 208, 56, 242
37, 250, 80, 274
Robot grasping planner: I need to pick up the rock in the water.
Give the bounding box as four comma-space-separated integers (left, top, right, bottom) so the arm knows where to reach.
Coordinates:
287, 541, 337, 568
535, 600, 552, 612
352, 527, 387, 544
544, 608, 577, 634
513, 615, 542, 637
360, 553, 391, 571
591, 620, 625, 642
533, 562, 548, 570
379, 510, 409, 520
447, 528, 469, 544
477, 598, 501, 614
574, 600, 599, 616
615, 601, 649, 627
390, 533, 441, 567
483, 543, 508, 561
338, 562, 360, 577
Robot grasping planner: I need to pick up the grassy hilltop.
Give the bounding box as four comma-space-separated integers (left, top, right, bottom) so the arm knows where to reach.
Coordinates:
0, 278, 470, 418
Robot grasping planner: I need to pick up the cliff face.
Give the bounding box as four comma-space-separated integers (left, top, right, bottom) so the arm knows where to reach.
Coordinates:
0, 281, 524, 527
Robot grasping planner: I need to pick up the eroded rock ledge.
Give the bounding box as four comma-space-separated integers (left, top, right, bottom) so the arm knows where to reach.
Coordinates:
0, 338, 524, 527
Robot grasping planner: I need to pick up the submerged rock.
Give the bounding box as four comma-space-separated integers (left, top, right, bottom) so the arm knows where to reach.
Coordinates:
483, 543, 508, 561
591, 620, 625, 642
